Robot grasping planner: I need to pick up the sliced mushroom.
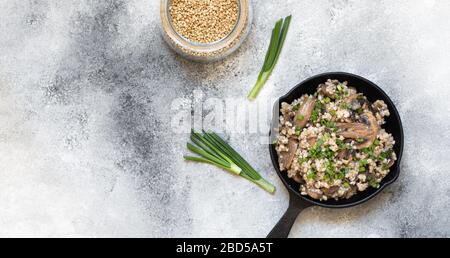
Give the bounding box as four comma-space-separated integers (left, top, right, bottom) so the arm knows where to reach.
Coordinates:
307, 189, 323, 200
386, 159, 395, 168
362, 100, 372, 111
343, 94, 367, 111
337, 149, 352, 161
294, 96, 316, 129
336, 111, 379, 149
386, 153, 396, 168
346, 94, 361, 110
283, 96, 307, 123
306, 136, 317, 147
323, 186, 340, 195
279, 139, 298, 170
336, 122, 369, 139
293, 174, 304, 183
355, 111, 379, 149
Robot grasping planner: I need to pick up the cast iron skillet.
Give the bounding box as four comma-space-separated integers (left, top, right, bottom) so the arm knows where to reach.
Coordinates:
267, 72, 404, 238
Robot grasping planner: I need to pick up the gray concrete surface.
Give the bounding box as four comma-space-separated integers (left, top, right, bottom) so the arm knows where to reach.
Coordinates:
0, 0, 449, 237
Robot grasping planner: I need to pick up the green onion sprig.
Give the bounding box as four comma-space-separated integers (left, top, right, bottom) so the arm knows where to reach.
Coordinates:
184, 130, 276, 194
247, 15, 292, 100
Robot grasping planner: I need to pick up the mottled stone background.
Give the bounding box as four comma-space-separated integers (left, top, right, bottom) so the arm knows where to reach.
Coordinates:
0, 0, 449, 237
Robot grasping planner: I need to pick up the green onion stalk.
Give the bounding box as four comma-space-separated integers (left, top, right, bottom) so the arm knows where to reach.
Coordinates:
184, 130, 276, 194
247, 15, 292, 101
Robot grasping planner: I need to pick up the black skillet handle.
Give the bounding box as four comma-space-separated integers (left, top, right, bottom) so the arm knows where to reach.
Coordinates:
267, 194, 312, 238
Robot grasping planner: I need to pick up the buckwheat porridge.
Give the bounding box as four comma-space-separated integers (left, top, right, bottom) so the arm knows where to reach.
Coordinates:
275, 79, 397, 201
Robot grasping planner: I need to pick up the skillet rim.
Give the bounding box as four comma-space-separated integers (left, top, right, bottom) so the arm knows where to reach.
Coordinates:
269, 72, 404, 208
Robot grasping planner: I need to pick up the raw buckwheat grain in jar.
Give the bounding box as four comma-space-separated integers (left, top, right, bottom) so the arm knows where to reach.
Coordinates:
160, 0, 252, 62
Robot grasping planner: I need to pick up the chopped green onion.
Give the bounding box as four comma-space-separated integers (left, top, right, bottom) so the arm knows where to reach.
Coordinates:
310, 110, 319, 123
298, 157, 307, 165
307, 170, 317, 180
336, 139, 345, 149
184, 130, 276, 193
325, 161, 336, 180
359, 159, 369, 166
369, 178, 380, 189
247, 15, 292, 100
308, 145, 321, 158
379, 150, 393, 161
322, 147, 335, 159
356, 137, 365, 143
316, 138, 325, 146
340, 102, 350, 109
320, 119, 336, 130
297, 114, 305, 121
373, 139, 380, 146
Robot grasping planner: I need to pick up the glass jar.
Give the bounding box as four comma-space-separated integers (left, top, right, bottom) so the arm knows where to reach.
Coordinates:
160, 0, 253, 62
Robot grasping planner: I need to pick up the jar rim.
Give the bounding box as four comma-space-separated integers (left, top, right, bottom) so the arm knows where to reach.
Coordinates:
160, 0, 250, 54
